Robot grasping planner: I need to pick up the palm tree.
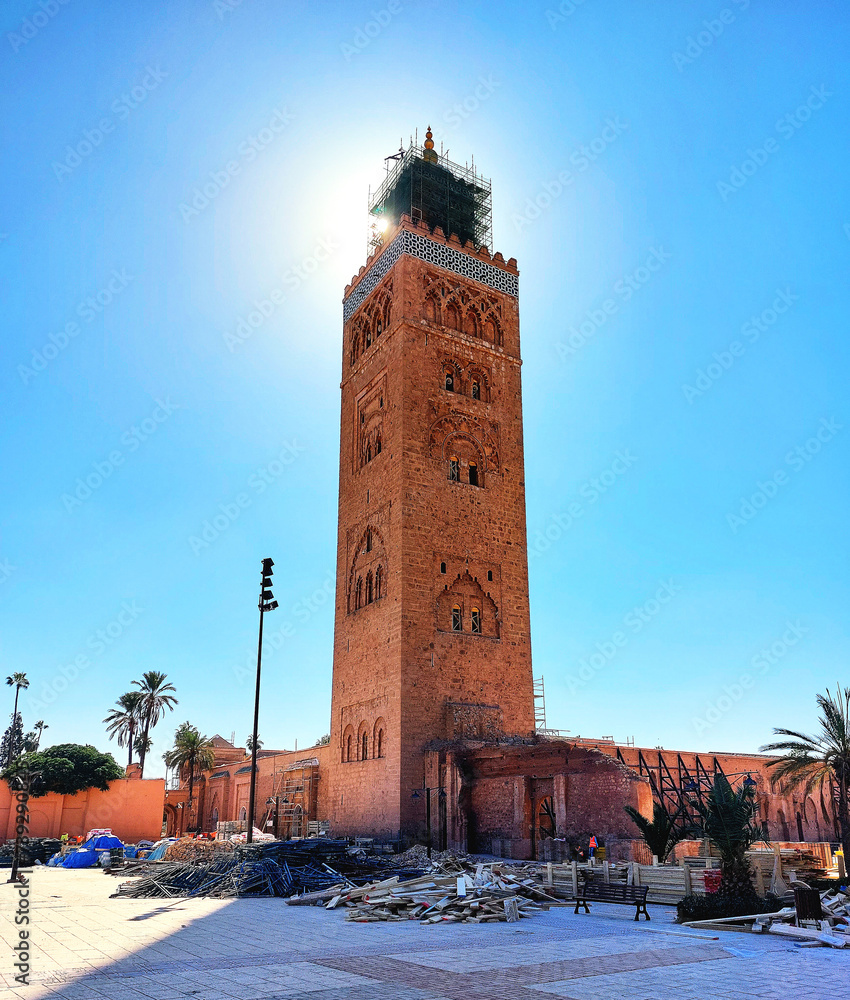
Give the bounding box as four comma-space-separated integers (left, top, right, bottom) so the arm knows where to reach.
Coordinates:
5, 673, 28, 765
624, 801, 688, 863
134, 734, 152, 762
761, 684, 850, 859
696, 773, 768, 908
104, 692, 144, 768
33, 721, 47, 751
164, 722, 215, 807
246, 734, 263, 753
133, 672, 177, 777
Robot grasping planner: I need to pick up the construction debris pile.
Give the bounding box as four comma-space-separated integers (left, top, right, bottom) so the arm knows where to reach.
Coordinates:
287, 861, 564, 924
0, 838, 62, 867
112, 857, 292, 899
162, 838, 236, 863
682, 885, 850, 949
112, 839, 425, 901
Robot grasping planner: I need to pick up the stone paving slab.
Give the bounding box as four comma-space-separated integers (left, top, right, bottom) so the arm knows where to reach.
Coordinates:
0, 868, 847, 1000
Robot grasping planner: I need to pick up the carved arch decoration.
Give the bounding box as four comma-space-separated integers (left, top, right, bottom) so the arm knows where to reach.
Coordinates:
347, 525, 388, 613
428, 411, 501, 474
421, 271, 503, 346
436, 571, 500, 638
349, 277, 393, 365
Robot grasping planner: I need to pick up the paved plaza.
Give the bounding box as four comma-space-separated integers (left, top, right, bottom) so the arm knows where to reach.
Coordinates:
0, 868, 847, 1000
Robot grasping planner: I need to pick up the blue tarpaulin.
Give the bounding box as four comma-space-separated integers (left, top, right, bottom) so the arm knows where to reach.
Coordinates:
55, 834, 125, 869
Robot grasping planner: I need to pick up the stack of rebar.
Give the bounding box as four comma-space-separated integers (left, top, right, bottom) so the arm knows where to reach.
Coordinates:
111, 839, 427, 900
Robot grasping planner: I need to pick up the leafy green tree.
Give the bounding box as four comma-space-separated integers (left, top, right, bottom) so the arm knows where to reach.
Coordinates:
761, 683, 850, 859
104, 691, 145, 768
315, 733, 331, 746
5, 673, 28, 765
164, 723, 215, 806
246, 734, 263, 752
2, 744, 123, 797
624, 801, 688, 862
695, 773, 768, 908
132, 672, 177, 777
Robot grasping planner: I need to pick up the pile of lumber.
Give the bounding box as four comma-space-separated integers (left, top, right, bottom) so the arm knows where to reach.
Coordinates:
162, 838, 235, 863
287, 862, 564, 924
682, 885, 850, 949
747, 847, 829, 883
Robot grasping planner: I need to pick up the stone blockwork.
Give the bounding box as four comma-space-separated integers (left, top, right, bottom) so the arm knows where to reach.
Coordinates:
329, 215, 535, 838
425, 741, 653, 859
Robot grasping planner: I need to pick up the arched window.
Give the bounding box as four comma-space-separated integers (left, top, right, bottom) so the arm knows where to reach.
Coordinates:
355, 576, 363, 609
375, 565, 383, 599
445, 304, 459, 330
366, 327, 372, 348
366, 571, 373, 604
469, 462, 479, 487
452, 605, 462, 632
346, 734, 352, 762
376, 728, 384, 758
487, 570, 493, 582
445, 372, 454, 392
376, 318, 382, 338
238, 807, 247, 822
365, 443, 372, 463
361, 732, 368, 760
449, 457, 460, 482
471, 380, 480, 400
211, 807, 219, 829
440, 561, 447, 574
471, 607, 481, 634
366, 529, 372, 552
375, 434, 382, 455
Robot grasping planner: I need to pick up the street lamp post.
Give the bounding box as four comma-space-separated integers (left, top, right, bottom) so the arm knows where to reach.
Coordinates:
247, 558, 278, 845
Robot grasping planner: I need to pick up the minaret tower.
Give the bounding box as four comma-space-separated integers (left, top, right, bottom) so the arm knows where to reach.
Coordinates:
329, 128, 534, 837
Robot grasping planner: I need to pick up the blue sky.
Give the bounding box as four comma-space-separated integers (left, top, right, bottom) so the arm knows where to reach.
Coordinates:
1, 1, 848, 776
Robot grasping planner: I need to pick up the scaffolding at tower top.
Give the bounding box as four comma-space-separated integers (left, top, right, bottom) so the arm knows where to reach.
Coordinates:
368, 129, 492, 253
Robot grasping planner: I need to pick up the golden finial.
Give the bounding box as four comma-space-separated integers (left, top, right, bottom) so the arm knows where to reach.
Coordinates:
423, 125, 437, 163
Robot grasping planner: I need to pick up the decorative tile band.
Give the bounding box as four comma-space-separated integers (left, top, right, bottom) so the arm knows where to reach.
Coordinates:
343, 230, 518, 322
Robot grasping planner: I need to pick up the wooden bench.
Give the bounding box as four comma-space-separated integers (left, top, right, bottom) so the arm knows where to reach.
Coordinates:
574, 878, 650, 921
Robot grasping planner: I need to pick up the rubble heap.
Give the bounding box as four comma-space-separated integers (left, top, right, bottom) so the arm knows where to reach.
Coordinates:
287, 861, 565, 924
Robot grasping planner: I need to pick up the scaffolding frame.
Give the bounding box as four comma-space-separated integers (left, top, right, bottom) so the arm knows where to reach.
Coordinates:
617, 747, 729, 833
261, 758, 319, 839
367, 141, 493, 254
